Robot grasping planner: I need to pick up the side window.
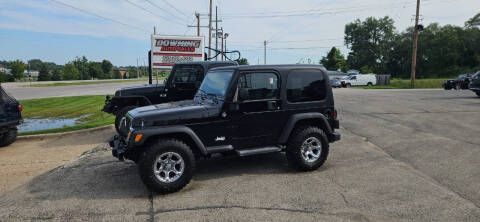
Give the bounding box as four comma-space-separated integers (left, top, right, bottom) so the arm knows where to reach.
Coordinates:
173, 66, 204, 83
351, 76, 357, 80
287, 69, 326, 103
238, 72, 279, 101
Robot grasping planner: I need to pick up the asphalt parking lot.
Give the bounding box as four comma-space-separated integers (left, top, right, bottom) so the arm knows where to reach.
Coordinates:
1, 88, 479, 221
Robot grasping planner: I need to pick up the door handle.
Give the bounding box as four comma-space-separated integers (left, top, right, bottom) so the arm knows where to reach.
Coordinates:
267, 100, 279, 110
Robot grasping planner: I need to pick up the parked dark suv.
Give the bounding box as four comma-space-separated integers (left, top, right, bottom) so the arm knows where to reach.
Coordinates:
443, 73, 473, 90
0, 85, 22, 147
110, 64, 340, 193
469, 71, 480, 97
103, 61, 238, 132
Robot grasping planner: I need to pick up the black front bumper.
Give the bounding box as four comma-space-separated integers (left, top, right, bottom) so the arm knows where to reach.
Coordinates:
109, 135, 127, 161
102, 96, 114, 114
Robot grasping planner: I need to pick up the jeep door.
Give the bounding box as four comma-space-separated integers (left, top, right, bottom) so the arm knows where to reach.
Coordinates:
167, 65, 204, 101
229, 71, 285, 148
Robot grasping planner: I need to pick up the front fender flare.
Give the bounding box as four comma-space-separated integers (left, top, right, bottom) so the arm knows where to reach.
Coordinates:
133, 126, 207, 156
278, 113, 333, 144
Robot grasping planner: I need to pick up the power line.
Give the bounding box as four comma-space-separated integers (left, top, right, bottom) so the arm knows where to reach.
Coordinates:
159, 0, 190, 18
124, 0, 184, 26
48, 0, 149, 33
240, 45, 346, 51
145, 0, 188, 22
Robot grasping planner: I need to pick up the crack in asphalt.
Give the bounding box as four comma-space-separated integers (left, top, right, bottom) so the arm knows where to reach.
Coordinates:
340, 125, 480, 210
147, 191, 155, 222
136, 205, 317, 215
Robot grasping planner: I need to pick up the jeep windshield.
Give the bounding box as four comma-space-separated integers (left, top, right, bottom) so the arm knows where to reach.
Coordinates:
195, 70, 234, 101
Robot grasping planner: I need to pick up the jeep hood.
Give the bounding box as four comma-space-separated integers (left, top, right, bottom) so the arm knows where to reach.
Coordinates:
115, 84, 165, 96
127, 100, 221, 127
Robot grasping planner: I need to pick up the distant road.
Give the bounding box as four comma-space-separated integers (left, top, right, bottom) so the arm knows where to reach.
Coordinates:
2, 80, 162, 100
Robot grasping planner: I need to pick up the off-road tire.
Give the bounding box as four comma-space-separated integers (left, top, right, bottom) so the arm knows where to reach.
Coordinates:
114, 106, 136, 134
455, 83, 461, 90
0, 128, 18, 147
367, 82, 373, 86
138, 139, 195, 194
286, 126, 329, 171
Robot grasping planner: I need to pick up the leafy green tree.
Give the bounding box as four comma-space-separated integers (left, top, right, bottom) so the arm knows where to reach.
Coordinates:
465, 12, 480, 28
126, 67, 137, 79
101, 60, 113, 76
345, 16, 396, 73
113, 70, 122, 79
0, 71, 14, 82
51, 69, 62, 81
237, 58, 249, 65
62, 63, 80, 80
37, 63, 51, 81
27, 59, 43, 71
320, 47, 348, 71
360, 66, 374, 74
88, 62, 104, 79
73, 56, 89, 79
9, 60, 26, 79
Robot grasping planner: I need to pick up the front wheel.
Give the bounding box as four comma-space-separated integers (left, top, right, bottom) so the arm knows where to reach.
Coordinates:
286, 126, 329, 171
455, 83, 461, 90
345, 83, 351, 88
0, 128, 18, 147
367, 82, 373, 86
114, 106, 136, 134
138, 139, 195, 194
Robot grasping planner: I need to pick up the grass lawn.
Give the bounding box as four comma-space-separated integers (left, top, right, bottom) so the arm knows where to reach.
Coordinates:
18, 95, 114, 135
25, 78, 153, 87
361, 78, 446, 89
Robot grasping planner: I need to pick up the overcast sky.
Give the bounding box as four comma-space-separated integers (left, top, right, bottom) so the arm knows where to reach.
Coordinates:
0, 0, 478, 66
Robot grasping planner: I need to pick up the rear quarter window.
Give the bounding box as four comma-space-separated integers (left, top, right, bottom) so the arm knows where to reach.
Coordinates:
287, 69, 326, 103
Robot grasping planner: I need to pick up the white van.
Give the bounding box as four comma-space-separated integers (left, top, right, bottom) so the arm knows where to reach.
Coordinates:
341, 74, 377, 87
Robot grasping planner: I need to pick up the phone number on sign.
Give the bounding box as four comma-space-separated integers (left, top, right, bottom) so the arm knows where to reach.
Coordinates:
162, 56, 194, 63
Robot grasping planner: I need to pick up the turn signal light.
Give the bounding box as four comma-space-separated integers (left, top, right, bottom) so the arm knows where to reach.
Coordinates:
17, 104, 22, 112
135, 134, 143, 142
333, 109, 338, 119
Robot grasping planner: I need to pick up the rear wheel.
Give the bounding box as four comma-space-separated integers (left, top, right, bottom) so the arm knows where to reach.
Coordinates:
455, 83, 461, 90
138, 139, 195, 194
345, 83, 351, 88
286, 126, 329, 171
367, 82, 373, 86
114, 106, 136, 134
476, 91, 480, 97
0, 128, 18, 147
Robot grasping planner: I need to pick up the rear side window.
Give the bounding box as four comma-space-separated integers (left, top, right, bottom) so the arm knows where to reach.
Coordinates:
287, 69, 326, 103
172, 65, 204, 83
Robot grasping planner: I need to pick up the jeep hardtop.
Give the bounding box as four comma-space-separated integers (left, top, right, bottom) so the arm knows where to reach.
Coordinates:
103, 60, 238, 133
110, 64, 340, 193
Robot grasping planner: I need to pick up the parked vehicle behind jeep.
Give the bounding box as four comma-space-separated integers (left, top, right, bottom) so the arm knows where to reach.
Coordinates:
444, 73, 472, 90
103, 61, 238, 133
109, 64, 340, 194
341, 74, 376, 87
0, 85, 22, 147
469, 71, 480, 97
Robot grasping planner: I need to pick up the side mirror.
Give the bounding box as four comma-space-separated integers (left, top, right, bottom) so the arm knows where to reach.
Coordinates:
238, 88, 249, 101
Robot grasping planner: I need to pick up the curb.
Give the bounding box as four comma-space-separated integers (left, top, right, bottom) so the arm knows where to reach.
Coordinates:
18, 125, 115, 141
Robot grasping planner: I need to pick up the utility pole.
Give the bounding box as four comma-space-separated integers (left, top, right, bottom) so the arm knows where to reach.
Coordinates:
195, 12, 200, 36
208, 0, 212, 60
264, 40, 267, 64
410, 0, 420, 88
215, 6, 218, 60
220, 28, 224, 61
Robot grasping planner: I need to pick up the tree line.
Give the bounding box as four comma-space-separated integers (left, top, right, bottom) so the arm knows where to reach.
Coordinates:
321, 13, 480, 78
0, 57, 143, 82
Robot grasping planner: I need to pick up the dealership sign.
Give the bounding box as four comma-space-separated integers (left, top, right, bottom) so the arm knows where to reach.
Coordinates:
151, 35, 205, 69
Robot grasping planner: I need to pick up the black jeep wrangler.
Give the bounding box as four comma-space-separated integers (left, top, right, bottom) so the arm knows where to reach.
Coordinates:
0, 85, 22, 147
110, 64, 340, 193
103, 61, 238, 132
469, 71, 480, 97
443, 73, 473, 90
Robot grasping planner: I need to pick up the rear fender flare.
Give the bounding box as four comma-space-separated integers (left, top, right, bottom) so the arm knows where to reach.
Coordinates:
278, 113, 333, 144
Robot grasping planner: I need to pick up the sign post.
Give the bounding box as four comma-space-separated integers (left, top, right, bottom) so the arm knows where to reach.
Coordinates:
151, 35, 205, 70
